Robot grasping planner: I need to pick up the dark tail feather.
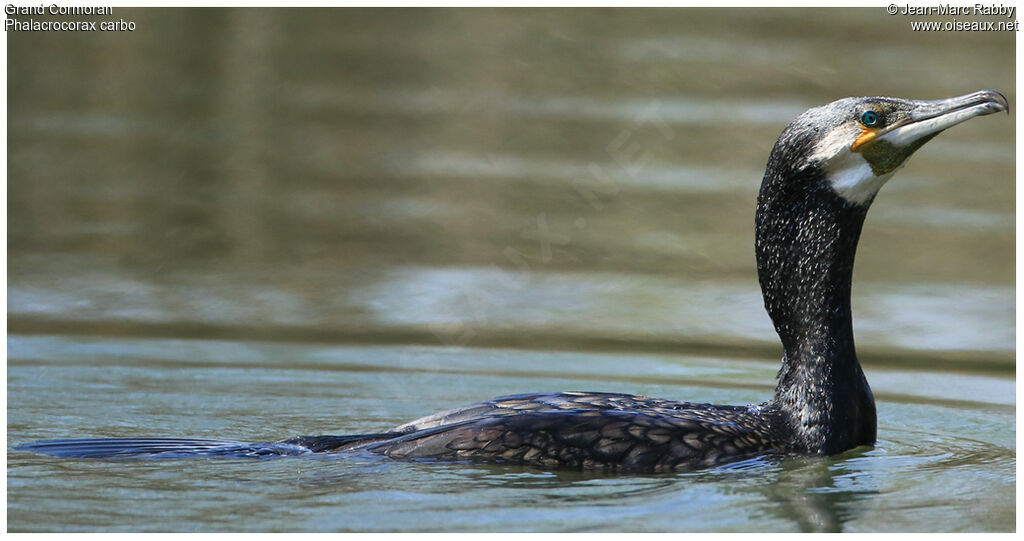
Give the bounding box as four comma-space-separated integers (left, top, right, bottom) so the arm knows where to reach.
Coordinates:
14, 438, 308, 459
15, 433, 399, 459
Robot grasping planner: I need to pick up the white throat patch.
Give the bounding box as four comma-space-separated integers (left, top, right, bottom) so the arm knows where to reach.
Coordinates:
805, 122, 898, 206
824, 151, 897, 205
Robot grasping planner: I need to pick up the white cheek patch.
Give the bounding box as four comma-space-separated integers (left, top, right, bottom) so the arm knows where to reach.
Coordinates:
807, 125, 858, 164
803, 119, 906, 205
823, 151, 897, 206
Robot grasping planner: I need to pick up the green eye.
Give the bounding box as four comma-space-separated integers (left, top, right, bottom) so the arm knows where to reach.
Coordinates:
860, 110, 880, 127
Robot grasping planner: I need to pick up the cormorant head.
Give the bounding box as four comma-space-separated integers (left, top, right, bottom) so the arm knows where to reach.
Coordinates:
776, 89, 1008, 205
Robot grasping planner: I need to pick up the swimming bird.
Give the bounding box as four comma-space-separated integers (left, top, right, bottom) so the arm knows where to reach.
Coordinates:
17, 90, 1009, 471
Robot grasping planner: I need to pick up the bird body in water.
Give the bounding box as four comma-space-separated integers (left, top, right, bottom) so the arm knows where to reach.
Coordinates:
17, 90, 1009, 471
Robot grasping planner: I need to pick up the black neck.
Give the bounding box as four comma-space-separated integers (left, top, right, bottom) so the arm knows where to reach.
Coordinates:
755, 158, 876, 454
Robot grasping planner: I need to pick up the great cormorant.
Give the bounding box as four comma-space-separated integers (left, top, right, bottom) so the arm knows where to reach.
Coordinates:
16, 90, 1009, 471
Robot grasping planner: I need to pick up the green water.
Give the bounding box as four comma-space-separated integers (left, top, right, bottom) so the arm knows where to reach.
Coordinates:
7, 7, 1015, 532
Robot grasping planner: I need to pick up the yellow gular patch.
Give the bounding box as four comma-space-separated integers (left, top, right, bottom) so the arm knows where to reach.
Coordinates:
850, 127, 880, 152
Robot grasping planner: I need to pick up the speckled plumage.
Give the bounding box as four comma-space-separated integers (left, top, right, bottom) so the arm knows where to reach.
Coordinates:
354, 392, 787, 471
756, 129, 877, 455
16, 91, 1008, 471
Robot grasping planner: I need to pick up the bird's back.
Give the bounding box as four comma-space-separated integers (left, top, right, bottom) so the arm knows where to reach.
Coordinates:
342, 392, 785, 471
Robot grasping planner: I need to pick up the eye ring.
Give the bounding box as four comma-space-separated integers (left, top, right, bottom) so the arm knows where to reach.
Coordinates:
860, 110, 881, 127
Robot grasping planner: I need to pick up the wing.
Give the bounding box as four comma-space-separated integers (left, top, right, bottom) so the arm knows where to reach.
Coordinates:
392, 391, 725, 432
371, 406, 779, 471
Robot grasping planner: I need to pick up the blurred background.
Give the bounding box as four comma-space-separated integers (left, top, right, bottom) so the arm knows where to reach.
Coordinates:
7, 8, 1015, 533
